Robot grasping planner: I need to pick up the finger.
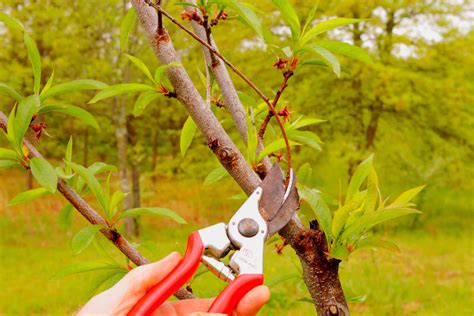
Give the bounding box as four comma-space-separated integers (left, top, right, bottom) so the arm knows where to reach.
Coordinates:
234, 285, 270, 316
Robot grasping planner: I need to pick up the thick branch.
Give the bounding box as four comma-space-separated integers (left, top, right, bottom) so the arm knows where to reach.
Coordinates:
0, 111, 194, 301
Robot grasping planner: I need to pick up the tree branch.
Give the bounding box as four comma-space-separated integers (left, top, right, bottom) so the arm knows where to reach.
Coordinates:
0, 111, 194, 301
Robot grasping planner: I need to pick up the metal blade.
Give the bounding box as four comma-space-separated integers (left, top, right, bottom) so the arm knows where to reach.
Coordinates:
258, 164, 299, 237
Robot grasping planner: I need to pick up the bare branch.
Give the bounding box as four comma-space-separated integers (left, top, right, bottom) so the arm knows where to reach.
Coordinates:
0, 111, 194, 301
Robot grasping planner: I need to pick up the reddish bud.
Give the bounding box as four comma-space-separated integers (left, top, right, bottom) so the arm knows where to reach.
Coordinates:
180, 10, 202, 24
347, 244, 354, 252
211, 95, 225, 108
277, 106, 291, 122
273, 57, 288, 70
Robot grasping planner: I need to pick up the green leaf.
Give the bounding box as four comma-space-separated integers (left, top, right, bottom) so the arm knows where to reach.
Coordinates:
364, 167, 379, 213
120, 207, 186, 224
297, 163, 312, 185
345, 154, 373, 203
94, 270, 127, 292
354, 237, 400, 254
204, 165, 229, 186
88, 83, 154, 104
0, 160, 18, 169
299, 185, 332, 246
218, 0, 266, 40
30, 157, 58, 193
302, 3, 318, 35
23, 33, 42, 94
309, 45, 340, 77
41, 70, 55, 96
52, 261, 122, 280
301, 18, 364, 45
272, 0, 300, 43
347, 294, 367, 303
14, 95, 41, 148
257, 139, 300, 162
340, 208, 421, 242
133, 90, 160, 116
0, 12, 25, 31
180, 116, 197, 157
71, 225, 104, 255
267, 273, 300, 287
246, 107, 258, 163
287, 130, 322, 151
58, 203, 74, 231
109, 190, 126, 220
155, 62, 182, 83
71, 162, 108, 212
120, 8, 137, 52
317, 40, 372, 64
0, 82, 23, 102
9, 187, 52, 206
0, 148, 19, 160
38, 105, 99, 129
65, 136, 73, 175
41, 80, 108, 101
332, 201, 358, 240
288, 117, 325, 130
126, 54, 154, 82
390, 185, 425, 208
6, 105, 18, 153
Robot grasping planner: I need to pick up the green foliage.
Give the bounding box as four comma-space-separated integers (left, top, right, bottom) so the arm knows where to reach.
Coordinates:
203, 165, 229, 186
180, 116, 197, 157
8, 187, 52, 206
52, 261, 126, 279
133, 90, 160, 116
23, 33, 41, 94
257, 139, 300, 162
89, 83, 154, 104
40, 80, 107, 101
299, 185, 332, 246
272, 0, 300, 43
58, 204, 74, 231
70, 162, 109, 215
0, 83, 23, 102
0, 11, 24, 31
120, 8, 137, 52
38, 105, 99, 129
30, 157, 58, 193
300, 18, 364, 46
120, 207, 186, 224
71, 224, 104, 255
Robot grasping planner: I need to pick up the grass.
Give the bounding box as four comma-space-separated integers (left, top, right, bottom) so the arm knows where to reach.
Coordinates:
0, 171, 473, 315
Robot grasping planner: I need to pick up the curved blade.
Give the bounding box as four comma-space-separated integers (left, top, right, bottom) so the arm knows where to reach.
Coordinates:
258, 164, 298, 237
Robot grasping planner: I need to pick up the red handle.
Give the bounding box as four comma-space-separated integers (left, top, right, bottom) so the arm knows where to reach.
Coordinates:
208, 274, 264, 315
128, 231, 204, 316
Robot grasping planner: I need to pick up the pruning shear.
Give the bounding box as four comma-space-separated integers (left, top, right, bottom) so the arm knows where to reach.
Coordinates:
129, 164, 298, 316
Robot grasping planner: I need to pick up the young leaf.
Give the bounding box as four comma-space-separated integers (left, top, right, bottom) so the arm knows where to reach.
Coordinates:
309, 45, 340, 77
40, 80, 108, 101
0, 12, 25, 31
9, 187, 52, 206
65, 136, 73, 174
302, 3, 318, 35
0, 160, 18, 169
23, 33, 42, 94
94, 270, 127, 292
52, 261, 122, 279
71, 225, 105, 255
70, 162, 109, 212
109, 190, 126, 219
58, 203, 74, 231
340, 208, 421, 242
126, 54, 154, 83
257, 139, 300, 162
154, 62, 182, 83
299, 185, 332, 246
317, 40, 373, 64
120, 8, 137, 52
133, 91, 160, 116
286, 130, 322, 151
218, 0, 266, 40
288, 117, 325, 130
88, 84, 154, 104
345, 154, 373, 203
14, 95, 41, 148
120, 207, 186, 224
0, 82, 23, 102
38, 104, 99, 129
0, 148, 19, 161
301, 18, 364, 45
30, 157, 58, 193
364, 167, 379, 213
332, 201, 358, 240
272, 0, 301, 43
389, 185, 425, 208
354, 237, 400, 254
204, 165, 229, 186
180, 116, 197, 157
41, 70, 55, 96
297, 163, 312, 185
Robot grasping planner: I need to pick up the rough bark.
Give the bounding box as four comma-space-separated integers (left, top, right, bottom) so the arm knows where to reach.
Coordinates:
131, 1, 349, 314
0, 111, 194, 301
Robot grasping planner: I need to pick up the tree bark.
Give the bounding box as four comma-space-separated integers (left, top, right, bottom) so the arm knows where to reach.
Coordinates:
132, 2, 349, 314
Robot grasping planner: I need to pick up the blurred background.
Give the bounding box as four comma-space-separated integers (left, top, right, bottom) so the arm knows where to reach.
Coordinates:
0, 0, 472, 315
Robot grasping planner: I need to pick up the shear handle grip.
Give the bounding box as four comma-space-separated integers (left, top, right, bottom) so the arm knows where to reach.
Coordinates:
208, 274, 264, 315
128, 231, 204, 316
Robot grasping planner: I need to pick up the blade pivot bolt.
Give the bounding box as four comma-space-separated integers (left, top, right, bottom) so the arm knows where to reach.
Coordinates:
238, 218, 259, 237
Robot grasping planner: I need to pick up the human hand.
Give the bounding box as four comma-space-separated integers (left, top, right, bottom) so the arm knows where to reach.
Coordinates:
78, 252, 270, 316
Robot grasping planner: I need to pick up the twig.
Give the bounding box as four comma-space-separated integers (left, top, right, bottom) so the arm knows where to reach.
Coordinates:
145, 1, 293, 180
0, 111, 194, 301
